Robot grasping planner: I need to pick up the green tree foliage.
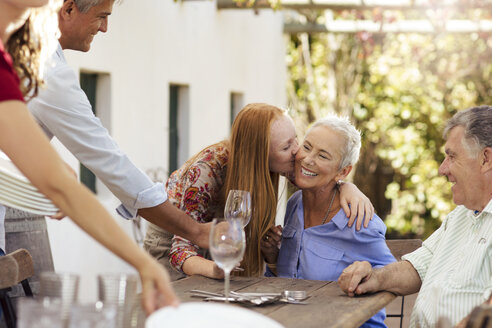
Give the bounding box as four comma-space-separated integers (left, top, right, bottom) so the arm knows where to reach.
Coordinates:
287, 21, 492, 237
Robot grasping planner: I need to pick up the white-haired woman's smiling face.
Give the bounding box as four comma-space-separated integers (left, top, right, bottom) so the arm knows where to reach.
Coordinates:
295, 126, 345, 190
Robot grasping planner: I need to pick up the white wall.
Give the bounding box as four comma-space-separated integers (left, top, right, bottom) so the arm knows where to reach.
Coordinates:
46, 0, 286, 302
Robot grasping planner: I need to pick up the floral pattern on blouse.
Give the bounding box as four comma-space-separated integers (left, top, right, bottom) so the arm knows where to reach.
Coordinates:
168, 144, 229, 272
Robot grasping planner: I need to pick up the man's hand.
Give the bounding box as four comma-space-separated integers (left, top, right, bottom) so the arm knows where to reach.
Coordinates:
139, 202, 212, 249
338, 261, 377, 297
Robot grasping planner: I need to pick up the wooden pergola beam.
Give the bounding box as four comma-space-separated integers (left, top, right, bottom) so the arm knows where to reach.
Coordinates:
217, 0, 492, 11
284, 19, 492, 34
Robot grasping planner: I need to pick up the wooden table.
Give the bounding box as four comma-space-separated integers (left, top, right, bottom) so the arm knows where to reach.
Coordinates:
172, 275, 396, 328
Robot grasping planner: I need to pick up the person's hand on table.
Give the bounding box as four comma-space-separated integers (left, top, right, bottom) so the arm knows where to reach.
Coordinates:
211, 262, 226, 279
209, 262, 244, 279
338, 261, 376, 297
260, 225, 282, 264
338, 182, 374, 231
138, 257, 179, 315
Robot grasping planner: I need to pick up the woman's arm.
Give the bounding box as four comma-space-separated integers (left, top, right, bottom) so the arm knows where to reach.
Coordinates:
0, 100, 178, 314
168, 153, 225, 278
338, 181, 374, 230
182, 256, 224, 279
170, 235, 224, 279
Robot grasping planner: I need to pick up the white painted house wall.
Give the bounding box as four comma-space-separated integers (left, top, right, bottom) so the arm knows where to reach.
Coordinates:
45, 0, 286, 302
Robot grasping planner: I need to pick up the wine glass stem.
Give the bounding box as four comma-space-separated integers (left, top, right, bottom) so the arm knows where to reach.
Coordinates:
224, 270, 231, 304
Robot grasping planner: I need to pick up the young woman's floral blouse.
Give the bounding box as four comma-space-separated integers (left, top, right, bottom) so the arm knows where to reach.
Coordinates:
168, 144, 229, 272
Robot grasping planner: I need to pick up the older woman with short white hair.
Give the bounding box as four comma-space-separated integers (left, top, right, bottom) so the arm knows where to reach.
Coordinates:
262, 115, 395, 328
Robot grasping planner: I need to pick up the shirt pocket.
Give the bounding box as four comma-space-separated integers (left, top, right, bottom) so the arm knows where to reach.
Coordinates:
277, 225, 298, 276
448, 239, 491, 289
282, 225, 296, 238
280, 225, 297, 250
304, 239, 345, 280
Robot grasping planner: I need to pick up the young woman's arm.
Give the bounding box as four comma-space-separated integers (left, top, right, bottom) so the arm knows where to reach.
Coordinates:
338, 182, 375, 230
167, 146, 227, 279
0, 100, 178, 314
182, 256, 224, 279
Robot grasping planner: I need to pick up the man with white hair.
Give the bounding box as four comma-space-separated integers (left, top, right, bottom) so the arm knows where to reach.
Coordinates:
26, 0, 210, 266
338, 106, 492, 327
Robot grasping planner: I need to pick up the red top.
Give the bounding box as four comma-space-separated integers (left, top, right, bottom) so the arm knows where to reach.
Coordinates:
0, 39, 24, 102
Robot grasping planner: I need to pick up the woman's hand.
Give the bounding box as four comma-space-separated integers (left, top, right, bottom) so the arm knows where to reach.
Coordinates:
260, 225, 283, 264
182, 256, 232, 280
211, 262, 244, 279
211, 262, 225, 279
49, 211, 67, 220
138, 257, 179, 315
338, 182, 374, 230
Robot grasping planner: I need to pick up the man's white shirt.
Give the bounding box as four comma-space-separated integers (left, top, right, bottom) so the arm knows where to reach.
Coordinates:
27, 43, 167, 218
403, 199, 492, 327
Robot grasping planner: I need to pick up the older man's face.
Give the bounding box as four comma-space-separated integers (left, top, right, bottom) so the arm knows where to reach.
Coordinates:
438, 126, 483, 210
61, 0, 113, 52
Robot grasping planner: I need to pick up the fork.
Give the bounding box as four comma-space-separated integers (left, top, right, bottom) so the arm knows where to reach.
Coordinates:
191, 289, 309, 304
230, 290, 308, 301
190, 290, 225, 298
203, 295, 308, 305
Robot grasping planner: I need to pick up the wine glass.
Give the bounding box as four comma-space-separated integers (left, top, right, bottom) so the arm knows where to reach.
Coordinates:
209, 217, 246, 303
224, 190, 252, 227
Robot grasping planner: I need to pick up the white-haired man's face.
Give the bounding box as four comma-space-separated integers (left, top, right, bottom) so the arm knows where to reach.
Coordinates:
438, 126, 484, 211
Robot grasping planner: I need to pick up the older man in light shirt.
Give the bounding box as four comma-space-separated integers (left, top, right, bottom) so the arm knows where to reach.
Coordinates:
338, 105, 492, 327
21, 0, 209, 272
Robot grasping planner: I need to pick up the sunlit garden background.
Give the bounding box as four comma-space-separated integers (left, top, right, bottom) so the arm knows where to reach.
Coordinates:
264, 1, 492, 238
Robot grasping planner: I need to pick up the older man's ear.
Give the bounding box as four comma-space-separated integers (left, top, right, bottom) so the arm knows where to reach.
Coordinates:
481, 147, 492, 173
59, 0, 76, 19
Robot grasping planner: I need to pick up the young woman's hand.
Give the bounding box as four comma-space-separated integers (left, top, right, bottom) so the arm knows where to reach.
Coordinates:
338, 182, 374, 230
138, 257, 179, 315
182, 256, 241, 280
260, 225, 283, 264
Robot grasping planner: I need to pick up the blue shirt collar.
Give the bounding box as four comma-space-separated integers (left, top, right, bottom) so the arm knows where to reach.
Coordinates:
328, 209, 349, 230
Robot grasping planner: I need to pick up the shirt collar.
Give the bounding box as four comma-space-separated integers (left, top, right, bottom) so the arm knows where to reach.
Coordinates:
330, 209, 349, 230
480, 198, 492, 215
55, 42, 65, 62
468, 199, 492, 222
